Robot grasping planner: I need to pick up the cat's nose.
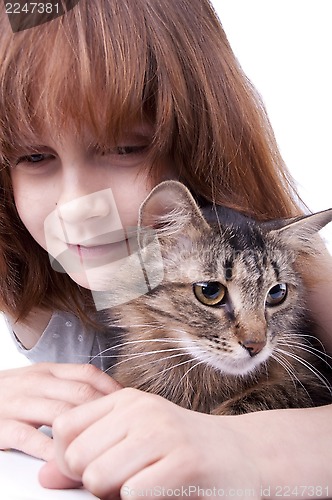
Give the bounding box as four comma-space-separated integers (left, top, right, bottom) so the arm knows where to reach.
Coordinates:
240, 340, 266, 357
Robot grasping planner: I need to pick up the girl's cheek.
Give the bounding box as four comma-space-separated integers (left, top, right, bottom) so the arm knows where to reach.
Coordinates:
13, 190, 55, 250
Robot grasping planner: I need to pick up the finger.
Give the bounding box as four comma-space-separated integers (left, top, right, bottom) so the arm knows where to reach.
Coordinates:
35, 376, 115, 407
5, 369, 120, 419
53, 389, 170, 483
53, 400, 128, 479
39, 460, 82, 490
6, 396, 75, 426
80, 436, 163, 498
122, 451, 197, 499
53, 391, 117, 440
44, 363, 122, 394
52, 387, 160, 436
15, 363, 119, 394
0, 419, 54, 461
52, 393, 118, 480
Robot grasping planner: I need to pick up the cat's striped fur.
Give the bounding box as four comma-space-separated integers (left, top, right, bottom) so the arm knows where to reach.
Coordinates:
103, 181, 332, 415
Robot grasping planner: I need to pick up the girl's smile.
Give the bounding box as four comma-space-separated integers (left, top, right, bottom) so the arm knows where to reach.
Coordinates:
67, 241, 126, 259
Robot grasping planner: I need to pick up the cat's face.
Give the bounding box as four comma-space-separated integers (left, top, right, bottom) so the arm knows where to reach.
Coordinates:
114, 181, 332, 377
135, 223, 302, 376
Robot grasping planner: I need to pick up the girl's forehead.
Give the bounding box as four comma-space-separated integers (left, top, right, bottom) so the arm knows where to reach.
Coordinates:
2, 87, 154, 148
0, 0, 208, 167
38, 121, 155, 148
0, 16, 156, 152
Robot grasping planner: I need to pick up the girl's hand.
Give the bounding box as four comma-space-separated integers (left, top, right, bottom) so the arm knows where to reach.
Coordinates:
0, 362, 120, 461
40, 388, 262, 499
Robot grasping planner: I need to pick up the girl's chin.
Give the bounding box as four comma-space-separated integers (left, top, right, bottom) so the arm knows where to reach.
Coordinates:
67, 264, 118, 291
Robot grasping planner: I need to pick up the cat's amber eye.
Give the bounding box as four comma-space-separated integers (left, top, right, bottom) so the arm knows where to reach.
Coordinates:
193, 281, 226, 306
266, 283, 287, 306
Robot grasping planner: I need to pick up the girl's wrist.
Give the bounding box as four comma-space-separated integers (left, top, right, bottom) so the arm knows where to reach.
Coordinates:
238, 406, 332, 499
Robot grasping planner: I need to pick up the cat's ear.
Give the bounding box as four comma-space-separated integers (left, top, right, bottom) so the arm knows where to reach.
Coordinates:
138, 180, 210, 238
271, 208, 332, 253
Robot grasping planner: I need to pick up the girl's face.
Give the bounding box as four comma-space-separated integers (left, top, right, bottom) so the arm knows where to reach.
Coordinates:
10, 123, 172, 292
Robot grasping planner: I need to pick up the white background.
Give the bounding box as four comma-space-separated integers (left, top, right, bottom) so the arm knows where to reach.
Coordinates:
1, 0, 332, 365
212, 0, 332, 250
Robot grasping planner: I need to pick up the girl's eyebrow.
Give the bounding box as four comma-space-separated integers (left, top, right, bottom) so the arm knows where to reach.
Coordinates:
87, 128, 154, 149
16, 144, 57, 153
126, 123, 154, 138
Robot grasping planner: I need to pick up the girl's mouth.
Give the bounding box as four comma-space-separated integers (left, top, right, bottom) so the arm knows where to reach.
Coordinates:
66, 239, 132, 266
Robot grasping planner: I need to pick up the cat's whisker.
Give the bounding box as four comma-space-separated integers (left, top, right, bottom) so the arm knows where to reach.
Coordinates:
111, 321, 204, 346
271, 351, 295, 378
271, 352, 307, 394
276, 341, 332, 366
110, 320, 193, 339
91, 337, 200, 363
101, 347, 194, 366
275, 348, 332, 395
261, 360, 269, 381
110, 323, 162, 331
272, 351, 314, 402
280, 333, 329, 355
179, 359, 207, 384
106, 351, 192, 373
153, 357, 196, 378
101, 344, 197, 359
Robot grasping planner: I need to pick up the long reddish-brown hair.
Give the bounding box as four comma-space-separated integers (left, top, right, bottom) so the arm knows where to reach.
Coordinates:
0, 0, 302, 322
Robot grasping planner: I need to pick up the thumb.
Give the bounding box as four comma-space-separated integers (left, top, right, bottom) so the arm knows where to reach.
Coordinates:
39, 459, 82, 490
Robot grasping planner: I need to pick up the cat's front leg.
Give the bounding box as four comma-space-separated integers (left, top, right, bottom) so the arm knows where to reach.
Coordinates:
211, 382, 313, 415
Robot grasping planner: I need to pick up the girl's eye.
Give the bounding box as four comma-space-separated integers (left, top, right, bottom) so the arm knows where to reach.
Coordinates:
266, 283, 288, 306
15, 153, 54, 165
116, 146, 145, 155
100, 145, 148, 156
193, 281, 227, 307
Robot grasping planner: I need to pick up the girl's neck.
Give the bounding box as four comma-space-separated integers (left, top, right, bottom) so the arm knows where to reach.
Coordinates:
6, 308, 52, 350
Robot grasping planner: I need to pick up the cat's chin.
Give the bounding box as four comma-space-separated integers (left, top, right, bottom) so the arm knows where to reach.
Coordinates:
192, 348, 271, 377
216, 360, 265, 377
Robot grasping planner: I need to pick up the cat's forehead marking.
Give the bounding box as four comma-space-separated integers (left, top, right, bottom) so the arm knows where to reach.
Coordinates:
224, 258, 233, 281
271, 260, 280, 281
163, 216, 297, 291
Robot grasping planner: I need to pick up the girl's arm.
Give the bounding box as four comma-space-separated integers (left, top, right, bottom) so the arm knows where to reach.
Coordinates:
303, 242, 332, 353
40, 388, 332, 499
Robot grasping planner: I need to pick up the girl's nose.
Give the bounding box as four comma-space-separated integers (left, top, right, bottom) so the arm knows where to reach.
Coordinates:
57, 188, 114, 224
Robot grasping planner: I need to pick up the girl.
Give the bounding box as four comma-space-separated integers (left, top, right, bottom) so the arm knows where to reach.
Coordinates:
0, 0, 331, 498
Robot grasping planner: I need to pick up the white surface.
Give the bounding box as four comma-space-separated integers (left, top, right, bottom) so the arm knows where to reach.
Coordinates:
0, 451, 97, 499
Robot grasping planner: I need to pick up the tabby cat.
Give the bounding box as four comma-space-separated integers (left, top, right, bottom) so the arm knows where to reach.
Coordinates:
102, 181, 332, 415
